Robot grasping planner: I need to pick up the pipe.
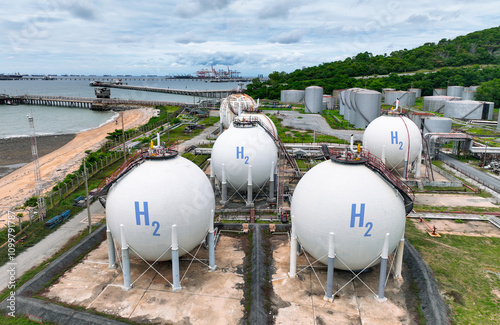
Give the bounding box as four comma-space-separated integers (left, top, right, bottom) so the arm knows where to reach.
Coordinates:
377, 233, 390, 301
120, 224, 131, 291
171, 224, 182, 291
156, 132, 160, 147
350, 134, 355, 152
209, 158, 215, 191
324, 232, 335, 302
107, 224, 116, 269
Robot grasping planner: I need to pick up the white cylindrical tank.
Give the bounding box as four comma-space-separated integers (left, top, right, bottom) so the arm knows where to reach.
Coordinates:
219, 94, 257, 128
106, 155, 215, 261
422, 96, 455, 112
382, 88, 396, 101
443, 100, 484, 120
408, 88, 422, 97
323, 95, 336, 110
447, 86, 465, 98
281, 90, 305, 104
433, 88, 447, 96
422, 117, 452, 135
305, 86, 324, 113
363, 115, 422, 170
351, 89, 381, 129
384, 91, 416, 106
461, 91, 476, 100
240, 112, 278, 138
467, 85, 479, 91
291, 159, 406, 270
211, 121, 277, 191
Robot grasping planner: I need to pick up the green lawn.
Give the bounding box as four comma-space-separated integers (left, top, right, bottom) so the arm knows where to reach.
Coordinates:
405, 219, 500, 324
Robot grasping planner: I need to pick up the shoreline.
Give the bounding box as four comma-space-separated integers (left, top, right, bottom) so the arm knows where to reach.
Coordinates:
0, 108, 153, 227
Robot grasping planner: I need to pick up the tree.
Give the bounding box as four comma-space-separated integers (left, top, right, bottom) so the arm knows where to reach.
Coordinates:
476, 78, 500, 107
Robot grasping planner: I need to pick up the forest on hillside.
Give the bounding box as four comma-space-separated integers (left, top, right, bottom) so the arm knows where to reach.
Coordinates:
246, 26, 500, 103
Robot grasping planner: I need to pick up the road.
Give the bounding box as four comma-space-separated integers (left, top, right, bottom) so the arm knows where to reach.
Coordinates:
0, 202, 104, 292
441, 153, 500, 193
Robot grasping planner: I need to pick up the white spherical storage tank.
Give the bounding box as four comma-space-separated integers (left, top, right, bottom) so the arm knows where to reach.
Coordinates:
219, 94, 257, 128
211, 121, 277, 191
106, 155, 215, 261
305, 86, 323, 113
291, 158, 406, 270
363, 115, 422, 170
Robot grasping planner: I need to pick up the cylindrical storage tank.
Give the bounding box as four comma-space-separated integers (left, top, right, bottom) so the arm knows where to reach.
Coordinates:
338, 91, 346, 116
422, 117, 452, 135
291, 158, 406, 270
211, 121, 277, 191
422, 96, 455, 112
483, 102, 494, 120
106, 154, 215, 261
433, 88, 447, 96
281, 90, 305, 104
461, 91, 475, 100
382, 88, 396, 101
345, 88, 363, 124
219, 94, 257, 128
363, 114, 422, 170
443, 100, 484, 120
447, 86, 465, 98
323, 95, 335, 110
240, 112, 278, 138
408, 88, 422, 98
305, 86, 324, 113
351, 89, 381, 129
467, 85, 479, 92
384, 91, 415, 106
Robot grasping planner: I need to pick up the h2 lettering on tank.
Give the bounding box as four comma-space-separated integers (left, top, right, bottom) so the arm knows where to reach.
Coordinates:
236, 146, 249, 164
391, 131, 403, 150
135, 201, 160, 236
350, 203, 373, 237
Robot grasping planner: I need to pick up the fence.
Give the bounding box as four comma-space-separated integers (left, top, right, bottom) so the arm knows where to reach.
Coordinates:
45, 150, 125, 209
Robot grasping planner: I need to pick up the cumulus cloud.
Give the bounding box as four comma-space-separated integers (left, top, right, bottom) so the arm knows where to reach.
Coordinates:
174, 0, 232, 19
268, 29, 306, 44
258, 0, 301, 19
62, 1, 96, 20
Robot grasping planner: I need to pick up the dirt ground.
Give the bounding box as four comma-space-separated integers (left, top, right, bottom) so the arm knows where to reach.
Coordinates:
0, 108, 153, 228
414, 193, 499, 208
411, 219, 500, 238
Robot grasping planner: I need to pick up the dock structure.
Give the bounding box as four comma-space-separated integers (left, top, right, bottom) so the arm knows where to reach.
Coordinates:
0, 94, 199, 110
90, 82, 240, 99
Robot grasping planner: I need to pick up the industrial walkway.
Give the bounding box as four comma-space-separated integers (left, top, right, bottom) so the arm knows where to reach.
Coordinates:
0, 202, 104, 292
440, 153, 500, 193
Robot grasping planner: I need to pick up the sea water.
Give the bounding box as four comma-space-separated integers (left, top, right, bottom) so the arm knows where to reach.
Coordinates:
0, 77, 248, 138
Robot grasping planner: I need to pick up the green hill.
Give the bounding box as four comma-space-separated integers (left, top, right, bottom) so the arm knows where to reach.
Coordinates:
247, 26, 500, 100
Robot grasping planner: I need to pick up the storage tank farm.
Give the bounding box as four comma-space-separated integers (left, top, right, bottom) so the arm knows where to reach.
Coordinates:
363, 113, 423, 177
105, 151, 215, 261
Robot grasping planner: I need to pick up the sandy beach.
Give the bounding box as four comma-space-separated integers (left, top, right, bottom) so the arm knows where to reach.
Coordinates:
0, 108, 153, 226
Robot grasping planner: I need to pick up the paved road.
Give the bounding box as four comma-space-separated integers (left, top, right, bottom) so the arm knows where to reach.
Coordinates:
0, 202, 104, 292
441, 153, 500, 193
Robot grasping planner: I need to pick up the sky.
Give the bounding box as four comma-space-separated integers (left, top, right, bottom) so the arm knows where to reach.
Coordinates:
2, 0, 499, 77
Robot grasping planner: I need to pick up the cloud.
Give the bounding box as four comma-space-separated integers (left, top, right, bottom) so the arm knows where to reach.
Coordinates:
174, 32, 207, 44
174, 0, 232, 19
268, 29, 306, 44
258, 0, 300, 19
62, 1, 96, 20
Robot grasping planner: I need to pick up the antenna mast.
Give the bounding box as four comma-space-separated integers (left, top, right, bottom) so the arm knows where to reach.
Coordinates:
27, 114, 46, 220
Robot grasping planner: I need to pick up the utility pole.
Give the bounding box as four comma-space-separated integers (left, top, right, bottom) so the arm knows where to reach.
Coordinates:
83, 158, 92, 234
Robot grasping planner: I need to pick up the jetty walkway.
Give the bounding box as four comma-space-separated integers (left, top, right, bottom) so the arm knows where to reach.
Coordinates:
90, 82, 240, 98
0, 95, 196, 110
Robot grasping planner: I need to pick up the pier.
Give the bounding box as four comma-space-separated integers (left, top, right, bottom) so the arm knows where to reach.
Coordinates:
0, 95, 202, 110
89, 82, 240, 98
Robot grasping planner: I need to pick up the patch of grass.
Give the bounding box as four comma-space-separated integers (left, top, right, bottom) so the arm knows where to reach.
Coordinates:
413, 205, 500, 214
405, 219, 500, 324
0, 314, 58, 324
